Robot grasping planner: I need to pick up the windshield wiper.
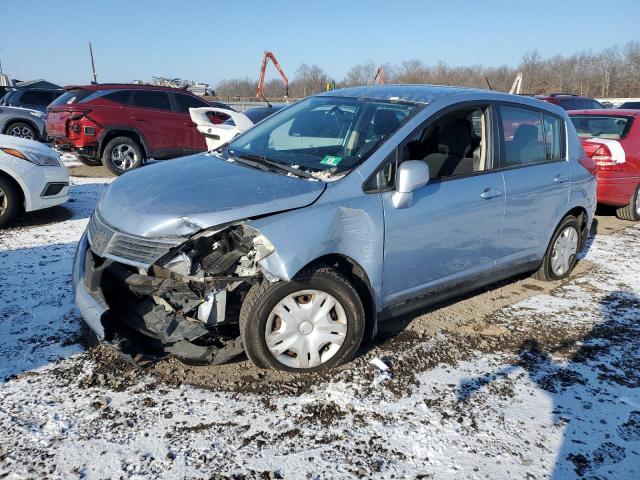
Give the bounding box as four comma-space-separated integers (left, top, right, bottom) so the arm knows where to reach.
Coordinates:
232, 152, 315, 180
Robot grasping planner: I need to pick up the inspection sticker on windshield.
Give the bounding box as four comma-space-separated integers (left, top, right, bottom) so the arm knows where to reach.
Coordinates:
320, 155, 342, 167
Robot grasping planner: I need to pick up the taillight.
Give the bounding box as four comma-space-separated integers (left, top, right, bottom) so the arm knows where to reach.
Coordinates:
68, 109, 91, 120
578, 156, 598, 175
582, 140, 625, 171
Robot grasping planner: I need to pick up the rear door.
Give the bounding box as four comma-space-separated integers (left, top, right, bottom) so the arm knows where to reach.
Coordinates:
497, 104, 570, 265
128, 90, 178, 157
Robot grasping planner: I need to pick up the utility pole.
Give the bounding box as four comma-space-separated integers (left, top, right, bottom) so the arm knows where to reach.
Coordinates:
0, 48, 3, 75
89, 42, 97, 84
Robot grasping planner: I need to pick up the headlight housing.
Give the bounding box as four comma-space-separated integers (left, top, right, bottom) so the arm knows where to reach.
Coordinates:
1, 146, 60, 167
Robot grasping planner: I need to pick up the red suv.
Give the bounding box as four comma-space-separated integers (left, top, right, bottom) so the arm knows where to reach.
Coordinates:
46, 84, 231, 175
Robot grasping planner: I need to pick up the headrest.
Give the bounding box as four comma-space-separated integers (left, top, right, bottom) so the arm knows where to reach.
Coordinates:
373, 109, 400, 136
438, 119, 472, 156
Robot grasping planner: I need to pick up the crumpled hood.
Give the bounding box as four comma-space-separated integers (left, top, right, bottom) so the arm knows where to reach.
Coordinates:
98, 153, 326, 237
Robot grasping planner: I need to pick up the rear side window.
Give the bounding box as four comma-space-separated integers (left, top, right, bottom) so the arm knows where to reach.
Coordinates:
103, 90, 131, 105
131, 91, 172, 111
556, 98, 603, 110
50, 89, 93, 106
500, 106, 564, 167
19, 90, 54, 106
173, 93, 209, 113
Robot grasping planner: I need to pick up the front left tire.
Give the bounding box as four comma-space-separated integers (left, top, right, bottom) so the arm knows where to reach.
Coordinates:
239, 267, 366, 372
0, 176, 19, 228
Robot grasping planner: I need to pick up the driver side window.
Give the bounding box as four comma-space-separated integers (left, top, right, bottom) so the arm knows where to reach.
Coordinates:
400, 105, 491, 180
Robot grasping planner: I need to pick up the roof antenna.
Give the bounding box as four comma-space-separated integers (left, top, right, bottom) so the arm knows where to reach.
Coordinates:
484, 76, 493, 91
89, 42, 98, 84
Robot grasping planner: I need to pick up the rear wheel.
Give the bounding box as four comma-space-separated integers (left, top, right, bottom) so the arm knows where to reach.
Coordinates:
615, 184, 640, 221
6, 122, 37, 140
240, 267, 365, 372
0, 177, 19, 228
103, 137, 143, 175
534, 215, 580, 281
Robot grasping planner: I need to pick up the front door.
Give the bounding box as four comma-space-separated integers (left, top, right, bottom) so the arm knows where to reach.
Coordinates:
380, 103, 506, 307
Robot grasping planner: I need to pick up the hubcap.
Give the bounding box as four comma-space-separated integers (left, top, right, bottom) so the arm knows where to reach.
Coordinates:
635, 188, 640, 217
9, 125, 34, 139
551, 226, 579, 276
111, 144, 138, 170
265, 290, 347, 369
0, 186, 7, 217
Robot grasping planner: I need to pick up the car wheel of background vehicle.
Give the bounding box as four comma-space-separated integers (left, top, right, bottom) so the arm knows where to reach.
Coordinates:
76, 155, 102, 167
534, 215, 580, 281
615, 184, 640, 221
0, 177, 19, 228
103, 137, 143, 176
239, 267, 365, 372
6, 122, 37, 140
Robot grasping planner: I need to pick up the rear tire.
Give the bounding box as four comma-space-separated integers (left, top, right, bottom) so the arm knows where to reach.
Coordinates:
533, 215, 580, 281
239, 267, 365, 372
76, 155, 102, 167
6, 122, 37, 140
615, 184, 640, 221
103, 137, 144, 176
0, 176, 20, 228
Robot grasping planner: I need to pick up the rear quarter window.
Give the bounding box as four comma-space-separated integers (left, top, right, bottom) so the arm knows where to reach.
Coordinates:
131, 91, 172, 111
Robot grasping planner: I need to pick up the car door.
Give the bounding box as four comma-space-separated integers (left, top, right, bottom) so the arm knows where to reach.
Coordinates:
379, 103, 506, 307
496, 104, 570, 265
128, 90, 179, 157
170, 93, 210, 152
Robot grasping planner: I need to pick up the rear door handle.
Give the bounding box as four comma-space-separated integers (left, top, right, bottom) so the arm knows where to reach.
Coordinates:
131, 117, 146, 122
554, 174, 569, 184
480, 188, 502, 199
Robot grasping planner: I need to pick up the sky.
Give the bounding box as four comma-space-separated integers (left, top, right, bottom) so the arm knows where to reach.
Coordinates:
1, 0, 638, 87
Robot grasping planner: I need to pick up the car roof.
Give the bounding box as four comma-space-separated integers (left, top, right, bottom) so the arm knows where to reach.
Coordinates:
568, 109, 640, 116
317, 84, 491, 104
63, 83, 192, 93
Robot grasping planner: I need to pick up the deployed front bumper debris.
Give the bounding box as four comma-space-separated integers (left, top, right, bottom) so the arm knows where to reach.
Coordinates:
86, 223, 277, 365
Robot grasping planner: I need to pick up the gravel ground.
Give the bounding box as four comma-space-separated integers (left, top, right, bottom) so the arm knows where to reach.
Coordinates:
0, 175, 639, 479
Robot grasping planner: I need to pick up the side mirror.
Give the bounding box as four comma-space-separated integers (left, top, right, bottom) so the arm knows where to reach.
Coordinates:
392, 160, 430, 209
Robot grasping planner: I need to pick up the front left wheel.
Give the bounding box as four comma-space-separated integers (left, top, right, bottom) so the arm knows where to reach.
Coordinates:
240, 267, 365, 372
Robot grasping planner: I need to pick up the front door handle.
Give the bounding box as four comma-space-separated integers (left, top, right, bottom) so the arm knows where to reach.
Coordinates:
554, 174, 569, 184
480, 188, 502, 200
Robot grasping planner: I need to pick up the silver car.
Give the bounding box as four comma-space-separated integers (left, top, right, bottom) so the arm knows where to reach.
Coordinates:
0, 105, 47, 141
73, 85, 596, 371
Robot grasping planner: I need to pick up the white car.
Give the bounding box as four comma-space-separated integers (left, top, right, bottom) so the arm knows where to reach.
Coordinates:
189, 105, 284, 150
0, 134, 69, 227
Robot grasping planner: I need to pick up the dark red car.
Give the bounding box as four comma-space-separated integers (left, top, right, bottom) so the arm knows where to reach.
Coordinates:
528, 93, 604, 111
569, 109, 640, 220
46, 84, 231, 175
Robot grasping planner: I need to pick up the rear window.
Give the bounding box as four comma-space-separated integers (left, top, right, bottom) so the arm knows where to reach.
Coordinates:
570, 115, 633, 140
50, 89, 93, 107
555, 98, 603, 110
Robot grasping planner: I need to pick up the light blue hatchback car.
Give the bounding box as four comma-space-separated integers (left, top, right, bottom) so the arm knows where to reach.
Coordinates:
73, 85, 597, 371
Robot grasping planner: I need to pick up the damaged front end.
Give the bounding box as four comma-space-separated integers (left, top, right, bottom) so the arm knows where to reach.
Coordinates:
85, 217, 278, 365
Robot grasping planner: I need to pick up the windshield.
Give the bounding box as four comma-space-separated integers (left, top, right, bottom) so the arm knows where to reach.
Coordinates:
225, 96, 418, 177
570, 115, 634, 140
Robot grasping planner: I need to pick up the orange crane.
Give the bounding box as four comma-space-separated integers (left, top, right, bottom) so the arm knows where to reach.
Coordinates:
256, 51, 289, 98
372, 66, 385, 85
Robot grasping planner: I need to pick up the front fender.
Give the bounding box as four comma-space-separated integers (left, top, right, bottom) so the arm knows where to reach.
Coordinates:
248, 181, 385, 312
